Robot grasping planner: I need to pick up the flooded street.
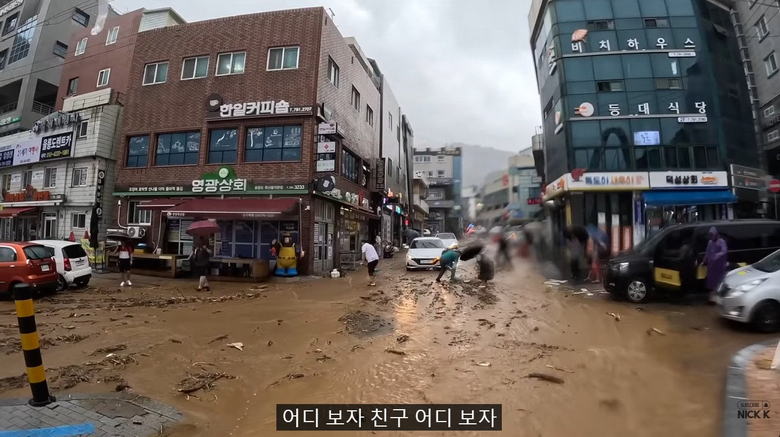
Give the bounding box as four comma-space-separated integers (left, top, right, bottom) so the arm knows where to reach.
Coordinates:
0, 255, 773, 436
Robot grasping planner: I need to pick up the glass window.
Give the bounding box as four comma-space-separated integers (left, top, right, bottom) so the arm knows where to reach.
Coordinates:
587, 20, 614, 31
328, 57, 339, 87
128, 201, 152, 225
766, 52, 778, 77
342, 149, 359, 183
601, 119, 631, 147
604, 148, 630, 170
664, 146, 678, 168
651, 55, 678, 77
72, 168, 87, 186
71, 213, 86, 229
216, 52, 246, 76
351, 86, 361, 111
77, 121, 88, 138
585, 0, 613, 20
655, 78, 682, 89
75, 38, 87, 56
678, 146, 692, 168
245, 125, 301, 162
44, 168, 56, 188
2, 13, 18, 36
0, 247, 16, 262
126, 136, 149, 168
639, 0, 667, 16
666, 0, 695, 16
571, 121, 601, 148
622, 55, 652, 78
625, 78, 655, 91
72, 8, 90, 27
567, 81, 596, 94
706, 146, 719, 168
106, 26, 119, 45
611, 0, 640, 18
143, 62, 168, 85
366, 105, 374, 125
555, 0, 585, 22
597, 80, 623, 92
8, 17, 36, 64
660, 118, 687, 145
693, 146, 707, 168
67, 77, 78, 96
53, 41, 68, 58
564, 58, 594, 81
208, 129, 238, 164
0, 49, 7, 70
97, 68, 110, 87
593, 57, 623, 80
181, 56, 209, 80
156, 131, 200, 166
267, 46, 299, 70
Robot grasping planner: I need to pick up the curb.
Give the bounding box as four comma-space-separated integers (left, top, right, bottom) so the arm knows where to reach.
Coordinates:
723, 339, 778, 437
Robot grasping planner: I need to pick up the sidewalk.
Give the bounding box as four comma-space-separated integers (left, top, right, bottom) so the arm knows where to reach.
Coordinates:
0, 392, 181, 436
724, 340, 780, 437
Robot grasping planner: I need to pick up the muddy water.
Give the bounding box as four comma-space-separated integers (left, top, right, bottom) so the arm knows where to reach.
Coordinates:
0, 257, 773, 436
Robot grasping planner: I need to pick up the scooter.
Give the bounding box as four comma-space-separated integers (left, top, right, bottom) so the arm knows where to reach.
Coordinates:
383, 241, 395, 258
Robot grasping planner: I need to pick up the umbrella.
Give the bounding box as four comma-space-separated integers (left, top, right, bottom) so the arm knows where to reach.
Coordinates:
586, 225, 608, 249
186, 220, 220, 237
459, 242, 484, 261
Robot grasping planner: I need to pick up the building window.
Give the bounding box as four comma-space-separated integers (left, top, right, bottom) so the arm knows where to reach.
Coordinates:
126, 135, 149, 168
597, 80, 624, 92
342, 148, 359, 183
437, 170, 445, 177
655, 78, 683, 89
71, 213, 86, 229
245, 125, 302, 162
156, 131, 200, 166
366, 105, 374, 126
0, 49, 7, 70
8, 17, 36, 64
44, 168, 56, 188
1, 174, 10, 192
328, 57, 339, 87
128, 201, 151, 225
67, 77, 78, 96
765, 106, 775, 118
105, 26, 119, 45
587, 20, 614, 31
73, 8, 90, 27
766, 52, 778, 77
77, 121, 88, 139
216, 52, 246, 76
72, 168, 88, 187
181, 56, 209, 80
75, 38, 87, 56
143, 62, 168, 85
22, 170, 32, 187
351, 86, 361, 111
388, 113, 393, 130
53, 41, 68, 58
768, 130, 780, 142
757, 15, 770, 41
208, 128, 238, 164
96, 68, 110, 87
644, 18, 669, 28
2, 12, 17, 36
267, 46, 299, 70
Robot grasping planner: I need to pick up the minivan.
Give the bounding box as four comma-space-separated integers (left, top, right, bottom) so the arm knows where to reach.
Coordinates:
604, 220, 780, 303
33, 240, 92, 291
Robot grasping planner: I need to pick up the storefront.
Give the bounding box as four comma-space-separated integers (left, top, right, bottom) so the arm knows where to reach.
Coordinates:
315, 184, 378, 271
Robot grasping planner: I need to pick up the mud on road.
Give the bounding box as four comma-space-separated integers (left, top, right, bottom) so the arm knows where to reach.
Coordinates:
0, 257, 773, 436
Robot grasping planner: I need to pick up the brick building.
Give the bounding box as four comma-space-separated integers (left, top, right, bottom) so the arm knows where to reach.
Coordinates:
112, 8, 389, 276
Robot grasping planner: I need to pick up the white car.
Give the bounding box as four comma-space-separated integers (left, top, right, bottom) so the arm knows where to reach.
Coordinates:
406, 237, 445, 270
32, 240, 92, 291
717, 249, 780, 332
435, 232, 458, 248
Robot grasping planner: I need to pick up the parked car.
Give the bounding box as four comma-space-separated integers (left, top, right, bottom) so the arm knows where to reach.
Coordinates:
406, 237, 445, 270
0, 242, 58, 298
605, 220, 780, 303
32, 240, 92, 291
435, 232, 458, 248
716, 249, 780, 332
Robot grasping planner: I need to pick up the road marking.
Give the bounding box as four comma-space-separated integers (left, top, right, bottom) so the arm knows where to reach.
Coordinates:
0, 423, 95, 436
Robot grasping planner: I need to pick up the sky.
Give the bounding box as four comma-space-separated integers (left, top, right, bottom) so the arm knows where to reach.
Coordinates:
109, 0, 542, 153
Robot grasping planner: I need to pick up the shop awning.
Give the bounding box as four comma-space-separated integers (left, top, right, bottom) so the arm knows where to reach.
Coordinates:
0, 207, 37, 218
643, 190, 737, 206
138, 199, 184, 209
163, 198, 300, 219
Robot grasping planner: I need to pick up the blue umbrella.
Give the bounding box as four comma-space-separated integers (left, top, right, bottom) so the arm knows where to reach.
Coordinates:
586, 225, 609, 250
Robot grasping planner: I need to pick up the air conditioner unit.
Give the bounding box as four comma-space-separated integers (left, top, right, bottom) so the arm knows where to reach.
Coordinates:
126, 226, 147, 239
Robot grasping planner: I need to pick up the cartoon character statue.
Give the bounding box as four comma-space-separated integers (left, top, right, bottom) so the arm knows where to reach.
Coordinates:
272, 234, 302, 277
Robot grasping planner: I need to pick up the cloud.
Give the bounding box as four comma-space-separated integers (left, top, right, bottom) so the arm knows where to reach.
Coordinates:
110, 0, 541, 152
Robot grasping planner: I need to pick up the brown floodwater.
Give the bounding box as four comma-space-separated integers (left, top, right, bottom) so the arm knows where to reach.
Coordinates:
0, 255, 773, 436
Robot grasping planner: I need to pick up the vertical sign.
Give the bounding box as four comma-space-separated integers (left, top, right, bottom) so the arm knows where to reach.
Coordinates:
375, 158, 385, 191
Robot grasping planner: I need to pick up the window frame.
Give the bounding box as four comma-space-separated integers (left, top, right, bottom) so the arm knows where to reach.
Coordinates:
181, 55, 209, 80
351, 86, 361, 111
128, 201, 152, 225
155, 131, 201, 166
215, 51, 246, 76
143, 61, 169, 85
207, 128, 239, 164
71, 213, 86, 229
22, 170, 32, 187
266, 46, 300, 71
244, 125, 302, 163
77, 121, 88, 139
105, 26, 119, 45
126, 135, 150, 168
71, 167, 88, 187
768, 130, 780, 142
43, 167, 56, 188
765, 106, 776, 118
96, 68, 110, 87
766, 52, 779, 77
72, 8, 90, 27
2, 12, 18, 36
75, 37, 87, 56
366, 105, 374, 126
67, 77, 78, 96
328, 56, 340, 87
53, 41, 68, 58
757, 15, 770, 41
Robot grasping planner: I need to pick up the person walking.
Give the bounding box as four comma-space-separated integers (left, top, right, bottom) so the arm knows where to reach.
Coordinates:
361, 239, 380, 286
496, 233, 512, 269
116, 240, 133, 287
566, 230, 585, 282
190, 239, 212, 292
436, 244, 461, 282
703, 227, 728, 302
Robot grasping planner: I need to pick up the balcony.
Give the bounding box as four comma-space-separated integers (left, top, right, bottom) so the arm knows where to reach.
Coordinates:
0, 101, 17, 116
32, 100, 54, 116
413, 194, 429, 215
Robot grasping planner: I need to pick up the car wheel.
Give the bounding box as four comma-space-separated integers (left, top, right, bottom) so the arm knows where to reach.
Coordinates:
751, 301, 780, 333
626, 279, 649, 303
56, 275, 67, 292
78, 278, 90, 288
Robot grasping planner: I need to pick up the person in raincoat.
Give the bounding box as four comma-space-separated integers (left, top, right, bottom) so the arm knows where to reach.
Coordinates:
436, 243, 461, 282
703, 227, 728, 300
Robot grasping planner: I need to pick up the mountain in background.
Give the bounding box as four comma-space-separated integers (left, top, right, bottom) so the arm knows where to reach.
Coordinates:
415, 143, 516, 188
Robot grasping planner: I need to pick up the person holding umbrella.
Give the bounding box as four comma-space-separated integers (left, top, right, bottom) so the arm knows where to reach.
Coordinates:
190, 238, 212, 292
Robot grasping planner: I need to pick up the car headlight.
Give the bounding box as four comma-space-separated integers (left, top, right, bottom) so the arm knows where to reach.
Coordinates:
736, 278, 768, 293
618, 262, 630, 274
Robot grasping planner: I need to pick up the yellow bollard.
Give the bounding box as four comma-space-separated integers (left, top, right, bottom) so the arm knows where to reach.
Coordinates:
13, 283, 55, 406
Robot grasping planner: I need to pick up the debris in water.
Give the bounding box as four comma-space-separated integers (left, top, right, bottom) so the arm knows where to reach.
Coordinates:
177, 371, 235, 394
526, 372, 564, 384
351, 345, 363, 352
208, 334, 229, 344
580, 288, 588, 292
476, 362, 491, 367
227, 342, 244, 351
606, 312, 622, 322
396, 335, 410, 343
385, 349, 406, 356
277, 319, 283, 326
545, 364, 574, 374
92, 344, 127, 355
267, 340, 273, 347
170, 339, 182, 344
316, 355, 332, 362
599, 398, 621, 410
287, 373, 304, 379
281, 355, 293, 360
646, 328, 666, 336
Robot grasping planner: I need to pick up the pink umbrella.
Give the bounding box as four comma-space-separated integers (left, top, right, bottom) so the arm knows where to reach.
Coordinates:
186, 220, 220, 237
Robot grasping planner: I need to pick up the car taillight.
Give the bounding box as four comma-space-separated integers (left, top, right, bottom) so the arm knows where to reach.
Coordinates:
63, 258, 71, 271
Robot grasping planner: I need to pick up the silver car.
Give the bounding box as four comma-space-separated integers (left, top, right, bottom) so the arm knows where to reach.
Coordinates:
717, 249, 780, 332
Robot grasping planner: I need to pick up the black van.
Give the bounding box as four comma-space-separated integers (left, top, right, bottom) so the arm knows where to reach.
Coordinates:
604, 220, 780, 303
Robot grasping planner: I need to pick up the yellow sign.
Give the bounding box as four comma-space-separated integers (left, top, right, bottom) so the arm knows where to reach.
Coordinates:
655, 267, 681, 287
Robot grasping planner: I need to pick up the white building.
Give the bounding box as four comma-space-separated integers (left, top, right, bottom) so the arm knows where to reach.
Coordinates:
0, 88, 118, 242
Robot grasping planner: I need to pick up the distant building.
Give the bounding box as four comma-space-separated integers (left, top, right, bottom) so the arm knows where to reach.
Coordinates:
508, 151, 542, 221
476, 171, 510, 226
411, 172, 429, 232
413, 146, 462, 234
461, 185, 479, 224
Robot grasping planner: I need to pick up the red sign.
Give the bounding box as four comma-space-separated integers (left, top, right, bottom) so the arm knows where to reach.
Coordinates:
4, 187, 52, 202
770, 179, 780, 193
527, 198, 542, 205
